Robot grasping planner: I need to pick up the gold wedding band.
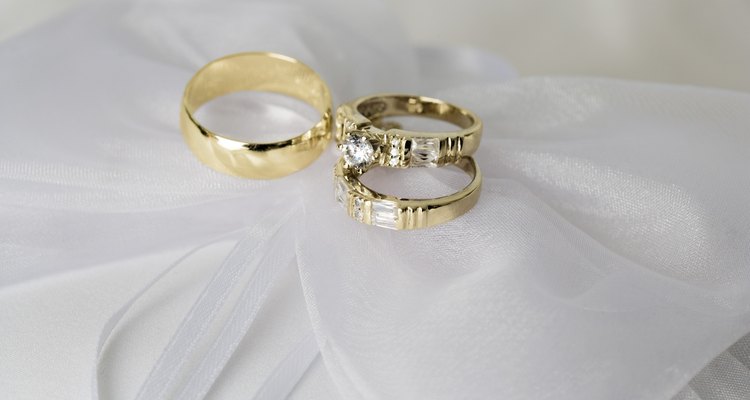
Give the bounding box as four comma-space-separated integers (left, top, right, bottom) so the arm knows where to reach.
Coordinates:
180, 52, 332, 179
334, 157, 482, 230
335, 94, 482, 172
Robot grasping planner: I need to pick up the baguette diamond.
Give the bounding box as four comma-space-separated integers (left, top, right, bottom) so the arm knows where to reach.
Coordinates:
371, 200, 399, 229
335, 177, 348, 206
410, 138, 439, 167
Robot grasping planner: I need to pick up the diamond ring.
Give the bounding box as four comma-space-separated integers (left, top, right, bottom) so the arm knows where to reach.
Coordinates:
335, 94, 482, 172
334, 156, 482, 230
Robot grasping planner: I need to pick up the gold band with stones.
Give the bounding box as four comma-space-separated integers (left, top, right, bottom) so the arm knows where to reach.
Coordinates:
334, 157, 482, 230
335, 94, 482, 170
180, 52, 332, 179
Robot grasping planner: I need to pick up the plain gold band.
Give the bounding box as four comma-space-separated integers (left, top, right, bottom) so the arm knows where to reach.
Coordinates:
180, 52, 332, 179
334, 157, 482, 230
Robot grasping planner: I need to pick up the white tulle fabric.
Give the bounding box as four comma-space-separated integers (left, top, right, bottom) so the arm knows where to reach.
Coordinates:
1, 0, 750, 399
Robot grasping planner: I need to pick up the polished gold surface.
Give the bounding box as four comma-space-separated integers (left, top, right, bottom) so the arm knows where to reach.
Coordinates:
334, 157, 482, 230
336, 94, 482, 170
180, 52, 332, 179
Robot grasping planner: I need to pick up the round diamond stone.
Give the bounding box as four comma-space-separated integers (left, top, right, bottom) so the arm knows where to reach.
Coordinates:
341, 133, 374, 168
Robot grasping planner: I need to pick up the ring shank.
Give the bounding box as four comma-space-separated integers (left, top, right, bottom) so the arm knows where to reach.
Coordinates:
356, 94, 476, 129
181, 52, 332, 179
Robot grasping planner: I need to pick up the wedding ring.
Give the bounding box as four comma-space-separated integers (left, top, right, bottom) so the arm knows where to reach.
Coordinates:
334, 157, 482, 230
335, 94, 482, 172
180, 52, 332, 179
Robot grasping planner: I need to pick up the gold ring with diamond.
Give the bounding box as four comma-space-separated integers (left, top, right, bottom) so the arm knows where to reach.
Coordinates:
335, 94, 482, 172
180, 52, 332, 179
334, 156, 482, 230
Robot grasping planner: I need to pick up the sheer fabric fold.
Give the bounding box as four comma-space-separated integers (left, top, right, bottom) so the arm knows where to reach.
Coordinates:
1, 0, 749, 399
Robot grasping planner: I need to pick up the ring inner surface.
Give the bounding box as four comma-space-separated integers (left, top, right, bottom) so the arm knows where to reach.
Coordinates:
353, 157, 477, 201
356, 95, 474, 129
184, 53, 330, 143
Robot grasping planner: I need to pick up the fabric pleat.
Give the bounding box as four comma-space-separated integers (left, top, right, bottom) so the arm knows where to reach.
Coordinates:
1, 0, 749, 399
